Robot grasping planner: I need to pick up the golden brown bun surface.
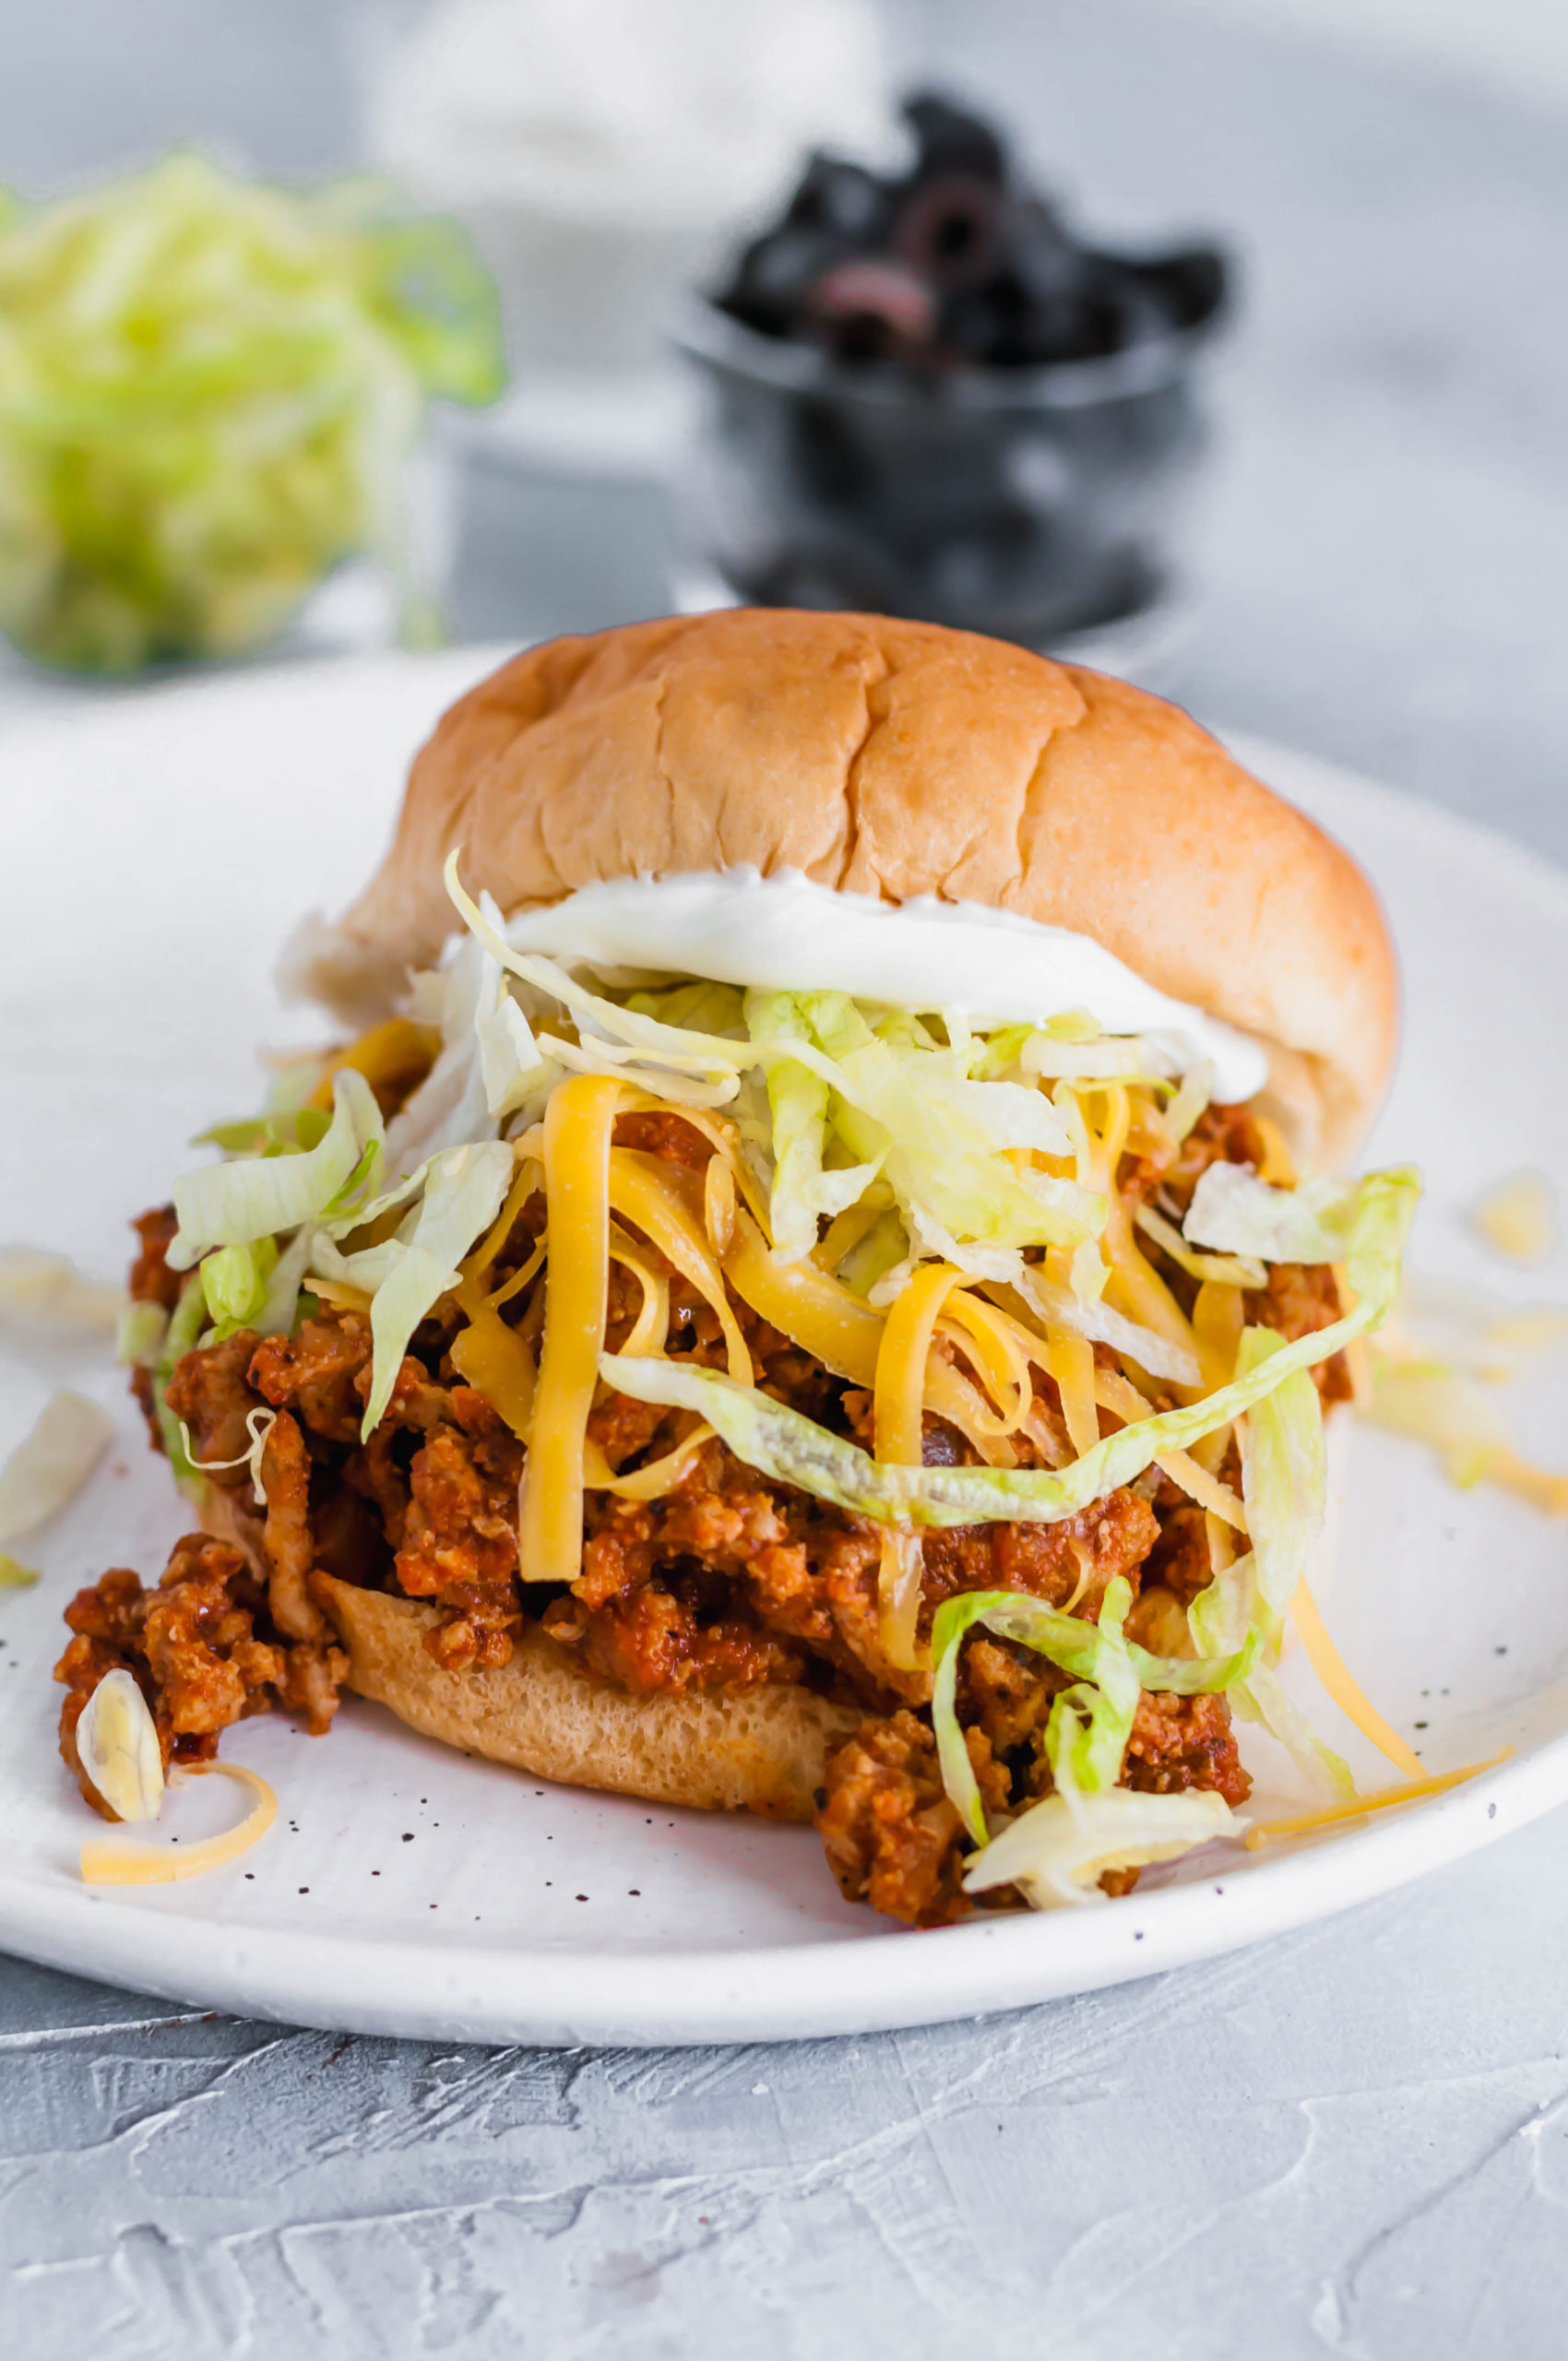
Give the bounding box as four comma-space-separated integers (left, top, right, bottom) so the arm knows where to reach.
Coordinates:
309, 610, 1397, 1166
319, 1577, 861, 1822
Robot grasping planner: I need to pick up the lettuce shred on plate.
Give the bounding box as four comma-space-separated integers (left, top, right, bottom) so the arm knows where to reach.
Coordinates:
56, 860, 1441, 1918
0, 153, 504, 672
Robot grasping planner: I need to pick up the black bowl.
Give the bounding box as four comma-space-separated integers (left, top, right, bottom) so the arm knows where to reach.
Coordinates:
671, 277, 1228, 647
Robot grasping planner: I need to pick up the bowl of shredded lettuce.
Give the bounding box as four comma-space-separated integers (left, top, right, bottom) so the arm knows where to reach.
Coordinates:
0, 153, 505, 673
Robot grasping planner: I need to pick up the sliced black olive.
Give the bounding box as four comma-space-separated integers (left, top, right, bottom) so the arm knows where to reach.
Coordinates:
786, 151, 890, 243
901, 90, 1007, 184
894, 172, 1005, 291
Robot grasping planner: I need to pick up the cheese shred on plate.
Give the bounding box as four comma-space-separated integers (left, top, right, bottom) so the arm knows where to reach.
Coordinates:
79, 1763, 278, 1885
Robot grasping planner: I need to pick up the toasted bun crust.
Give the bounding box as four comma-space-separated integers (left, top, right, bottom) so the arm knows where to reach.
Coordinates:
307, 611, 1397, 1166
317, 1576, 861, 1821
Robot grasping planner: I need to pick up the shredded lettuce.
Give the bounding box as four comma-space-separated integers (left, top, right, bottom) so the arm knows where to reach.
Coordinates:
169, 1070, 384, 1268
153, 1275, 208, 1488
198, 1240, 279, 1335
1236, 1326, 1326, 1625
1229, 1661, 1357, 1800
815, 1026, 1097, 1273
624, 981, 748, 1034
1015, 1026, 1182, 1083
0, 1389, 115, 1543
255, 1227, 320, 1340
1185, 1326, 1354, 1798
934, 1578, 1248, 1904
746, 991, 882, 1262
1162, 1059, 1213, 1148
0, 152, 504, 672
74, 1667, 165, 1823
0, 1247, 124, 1335
305, 1141, 514, 1435
1014, 1266, 1201, 1387
962, 1775, 1241, 1909
741, 989, 1099, 1276
1185, 1166, 1360, 1263
116, 1300, 169, 1370
1134, 1201, 1265, 1289
192, 1109, 333, 1157
443, 863, 1106, 1277
930, 1580, 1254, 1843
930, 1581, 1141, 1842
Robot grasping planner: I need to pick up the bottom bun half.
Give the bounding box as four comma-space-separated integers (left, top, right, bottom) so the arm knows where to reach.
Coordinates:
201, 1482, 861, 1822
317, 1578, 862, 1823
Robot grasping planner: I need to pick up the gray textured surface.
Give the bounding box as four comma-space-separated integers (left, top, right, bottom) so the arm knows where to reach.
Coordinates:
8, 1819, 1568, 2357
4, 4, 1568, 2354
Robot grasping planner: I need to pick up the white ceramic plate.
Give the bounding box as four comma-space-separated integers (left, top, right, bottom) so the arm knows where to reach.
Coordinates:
3, 650, 1566, 2047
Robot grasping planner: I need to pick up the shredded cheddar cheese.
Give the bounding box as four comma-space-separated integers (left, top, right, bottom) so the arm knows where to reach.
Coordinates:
1253, 1116, 1297, 1187
937, 1294, 1032, 1435
607, 1223, 671, 1358
608, 1149, 752, 1382
873, 1263, 964, 1668
451, 1188, 547, 1442
725, 1210, 882, 1386
1470, 1169, 1557, 1264
704, 1153, 737, 1255
922, 1362, 1020, 1467
450, 1311, 537, 1442
306, 1017, 441, 1112
1065, 1086, 1201, 1384
614, 1088, 770, 1229
1094, 1366, 1248, 1530
308, 1276, 373, 1314
1192, 1280, 1244, 1394
1243, 1752, 1509, 1848
465, 1156, 544, 1293
583, 1423, 717, 1499
1031, 1248, 1096, 1456
518, 1074, 621, 1584
79, 1762, 277, 1884
1189, 1278, 1244, 1476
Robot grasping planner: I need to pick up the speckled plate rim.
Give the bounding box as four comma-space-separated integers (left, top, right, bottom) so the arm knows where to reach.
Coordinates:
0, 1746, 1547, 2047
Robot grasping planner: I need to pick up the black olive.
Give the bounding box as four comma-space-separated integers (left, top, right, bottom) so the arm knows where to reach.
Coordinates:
901, 90, 1007, 184
1007, 196, 1081, 306
894, 172, 1005, 292
1125, 244, 1230, 334
786, 151, 890, 243
719, 226, 847, 338
808, 259, 937, 362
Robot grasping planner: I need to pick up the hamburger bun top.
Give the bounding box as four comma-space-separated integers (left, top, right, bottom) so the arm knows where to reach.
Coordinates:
302, 610, 1397, 1168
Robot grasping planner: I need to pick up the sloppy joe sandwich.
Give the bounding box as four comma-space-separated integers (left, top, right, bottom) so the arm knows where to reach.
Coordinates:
57, 610, 1426, 1921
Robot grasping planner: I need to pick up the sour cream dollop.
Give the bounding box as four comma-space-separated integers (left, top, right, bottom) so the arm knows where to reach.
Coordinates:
504, 869, 1269, 1103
